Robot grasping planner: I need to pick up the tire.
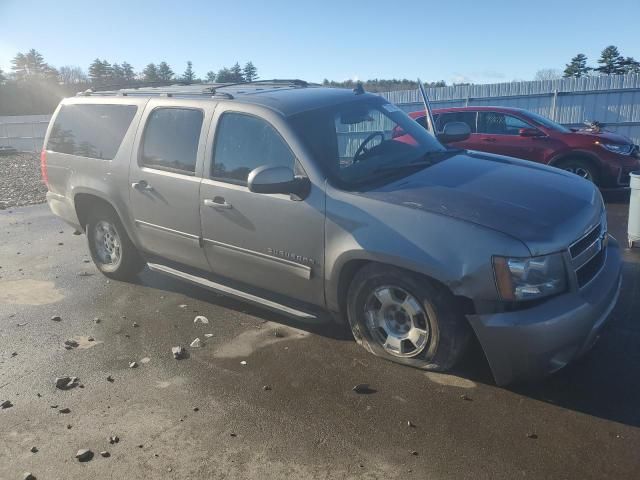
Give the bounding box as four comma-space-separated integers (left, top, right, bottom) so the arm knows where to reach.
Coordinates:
346, 263, 470, 371
557, 157, 600, 185
86, 205, 145, 281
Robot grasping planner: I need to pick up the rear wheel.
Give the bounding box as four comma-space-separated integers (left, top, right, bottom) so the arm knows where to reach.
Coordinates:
346, 264, 470, 371
86, 206, 145, 280
557, 158, 600, 185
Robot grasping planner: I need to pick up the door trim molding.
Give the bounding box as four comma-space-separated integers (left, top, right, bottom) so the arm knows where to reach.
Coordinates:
134, 219, 200, 241
203, 237, 312, 280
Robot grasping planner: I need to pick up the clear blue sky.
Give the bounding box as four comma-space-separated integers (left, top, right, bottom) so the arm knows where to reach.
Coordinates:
1, 0, 639, 84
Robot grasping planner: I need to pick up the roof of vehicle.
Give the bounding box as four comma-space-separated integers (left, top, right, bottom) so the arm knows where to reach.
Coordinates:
408, 106, 529, 118
76, 80, 382, 117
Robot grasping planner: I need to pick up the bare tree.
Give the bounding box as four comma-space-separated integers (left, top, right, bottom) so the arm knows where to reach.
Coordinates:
58, 65, 88, 84
534, 69, 563, 81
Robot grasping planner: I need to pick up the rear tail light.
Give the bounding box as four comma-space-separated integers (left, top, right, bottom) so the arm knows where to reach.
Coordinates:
40, 149, 49, 186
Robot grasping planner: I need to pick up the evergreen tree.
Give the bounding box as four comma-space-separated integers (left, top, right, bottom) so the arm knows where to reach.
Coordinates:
88, 58, 108, 85
229, 62, 244, 82
243, 61, 258, 82
111, 63, 124, 82
101, 60, 113, 80
121, 62, 135, 82
216, 67, 233, 82
182, 61, 195, 83
595, 46, 626, 75
157, 61, 174, 81
205, 71, 217, 82
143, 63, 159, 82
563, 54, 591, 78
11, 49, 55, 81
621, 57, 640, 74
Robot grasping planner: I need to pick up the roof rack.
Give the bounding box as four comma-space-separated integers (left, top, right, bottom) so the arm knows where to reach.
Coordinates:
77, 79, 316, 99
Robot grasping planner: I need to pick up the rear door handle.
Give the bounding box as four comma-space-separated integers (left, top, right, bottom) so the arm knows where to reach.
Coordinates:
204, 197, 232, 209
132, 180, 154, 191
481, 137, 497, 142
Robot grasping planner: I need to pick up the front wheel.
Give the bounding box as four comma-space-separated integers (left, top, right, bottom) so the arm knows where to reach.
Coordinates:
557, 158, 600, 185
346, 264, 470, 371
86, 206, 145, 281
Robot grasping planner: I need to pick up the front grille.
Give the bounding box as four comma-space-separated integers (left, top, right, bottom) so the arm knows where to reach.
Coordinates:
568, 219, 606, 288
569, 224, 601, 258
576, 248, 606, 287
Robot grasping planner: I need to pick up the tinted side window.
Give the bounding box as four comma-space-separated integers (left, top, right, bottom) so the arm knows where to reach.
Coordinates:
437, 112, 477, 133
48, 104, 137, 159
212, 113, 295, 185
141, 108, 203, 174
477, 112, 532, 135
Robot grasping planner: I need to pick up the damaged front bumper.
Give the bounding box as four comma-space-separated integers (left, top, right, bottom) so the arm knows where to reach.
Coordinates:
467, 238, 622, 386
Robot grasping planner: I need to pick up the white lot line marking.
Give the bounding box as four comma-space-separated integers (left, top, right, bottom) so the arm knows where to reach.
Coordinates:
214, 321, 308, 359
424, 372, 477, 389
0, 279, 64, 305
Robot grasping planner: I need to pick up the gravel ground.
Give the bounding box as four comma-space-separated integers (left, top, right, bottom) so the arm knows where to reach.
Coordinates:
0, 153, 48, 210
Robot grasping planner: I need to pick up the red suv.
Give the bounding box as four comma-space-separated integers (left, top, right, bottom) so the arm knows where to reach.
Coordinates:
408, 106, 640, 188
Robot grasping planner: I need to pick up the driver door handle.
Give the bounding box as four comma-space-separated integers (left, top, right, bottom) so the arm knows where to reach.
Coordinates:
131, 180, 154, 191
204, 197, 232, 209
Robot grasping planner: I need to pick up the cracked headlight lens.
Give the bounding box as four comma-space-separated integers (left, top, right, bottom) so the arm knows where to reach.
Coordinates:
493, 253, 567, 301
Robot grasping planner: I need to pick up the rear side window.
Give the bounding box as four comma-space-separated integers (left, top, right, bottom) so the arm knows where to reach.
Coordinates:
212, 112, 295, 185
141, 108, 203, 174
47, 104, 137, 159
477, 112, 532, 135
436, 111, 477, 133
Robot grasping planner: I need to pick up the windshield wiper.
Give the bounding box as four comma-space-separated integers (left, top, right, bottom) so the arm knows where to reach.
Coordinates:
373, 149, 457, 175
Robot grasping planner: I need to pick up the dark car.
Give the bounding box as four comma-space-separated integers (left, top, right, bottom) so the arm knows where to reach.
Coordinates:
406, 106, 640, 188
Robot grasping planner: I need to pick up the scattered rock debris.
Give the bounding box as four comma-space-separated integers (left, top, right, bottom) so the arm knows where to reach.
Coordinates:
109, 435, 119, 444
30, 446, 38, 453
23, 472, 36, 480
240, 360, 247, 366
410, 450, 418, 456
179, 304, 187, 309
407, 421, 416, 428
204, 333, 214, 338
172, 346, 186, 359
230, 433, 237, 437
94, 317, 101, 323
51, 315, 62, 322
352, 383, 375, 394
67, 424, 72, 429
129, 361, 138, 369
274, 329, 284, 338
107, 376, 114, 383
194, 315, 209, 324
132, 322, 139, 328
55, 376, 79, 390
11, 351, 17, 357
75, 449, 93, 462
193, 407, 199, 412
190, 338, 202, 348
460, 394, 473, 401
100, 451, 110, 458
1, 399, 13, 409
263, 385, 272, 391
64, 339, 79, 349
58, 407, 71, 414
527, 433, 538, 439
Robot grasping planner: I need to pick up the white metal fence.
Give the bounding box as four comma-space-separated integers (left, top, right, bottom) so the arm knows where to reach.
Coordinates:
0, 114, 51, 152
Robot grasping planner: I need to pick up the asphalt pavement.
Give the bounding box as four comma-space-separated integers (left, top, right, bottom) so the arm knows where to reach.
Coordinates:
1, 196, 639, 479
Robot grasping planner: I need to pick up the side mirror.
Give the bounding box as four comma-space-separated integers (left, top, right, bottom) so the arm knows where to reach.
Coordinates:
248, 165, 310, 199
436, 121, 471, 144
519, 127, 543, 137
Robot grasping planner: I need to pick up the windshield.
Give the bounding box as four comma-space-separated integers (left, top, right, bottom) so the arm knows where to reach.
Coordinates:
525, 111, 571, 133
290, 98, 446, 189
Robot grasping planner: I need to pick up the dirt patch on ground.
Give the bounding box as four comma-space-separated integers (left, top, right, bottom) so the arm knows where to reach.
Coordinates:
0, 279, 64, 305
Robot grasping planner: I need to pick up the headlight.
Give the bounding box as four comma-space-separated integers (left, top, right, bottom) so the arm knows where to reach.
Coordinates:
493, 253, 567, 301
599, 143, 633, 155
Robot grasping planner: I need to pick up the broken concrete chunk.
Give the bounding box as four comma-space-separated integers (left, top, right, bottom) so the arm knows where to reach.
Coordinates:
55, 376, 78, 390
1, 399, 13, 409
75, 449, 93, 462
204, 333, 214, 338
193, 315, 209, 324
262, 385, 272, 391
407, 420, 416, 428
527, 432, 538, 439
190, 338, 202, 348
51, 315, 62, 322
109, 435, 119, 444
58, 407, 71, 414
352, 383, 373, 394
460, 394, 472, 401
132, 322, 139, 328
107, 376, 114, 383
129, 361, 138, 369
23, 473, 36, 480
100, 451, 110, 457
178, 304, 187, 309
30, 446, 38, 453
172, 346, 185, 359
64, 339, 79, 348
240, 360, 247, 366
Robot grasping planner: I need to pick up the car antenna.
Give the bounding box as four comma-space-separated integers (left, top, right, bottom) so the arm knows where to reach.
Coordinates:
417, 78, 436, 135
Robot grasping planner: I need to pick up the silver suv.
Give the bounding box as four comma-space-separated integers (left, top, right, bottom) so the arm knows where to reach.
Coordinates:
42, 80, 622, 385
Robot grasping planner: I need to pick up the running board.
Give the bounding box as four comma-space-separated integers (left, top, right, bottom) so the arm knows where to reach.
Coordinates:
147, 262, 317, 320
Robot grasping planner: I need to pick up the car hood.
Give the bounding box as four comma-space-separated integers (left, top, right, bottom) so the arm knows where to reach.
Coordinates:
359, 151, 603, 256
572, 129, 634, 145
